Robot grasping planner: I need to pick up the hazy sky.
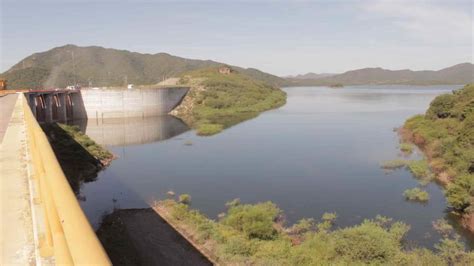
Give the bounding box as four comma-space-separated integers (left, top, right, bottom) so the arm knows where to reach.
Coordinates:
1, 0, 472, 76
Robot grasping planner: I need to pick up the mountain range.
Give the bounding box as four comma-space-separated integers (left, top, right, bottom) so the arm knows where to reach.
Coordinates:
1, 45, 472, 89
287, 63, 474, 86
285, 73, 336, 80
0, 45, 286, 89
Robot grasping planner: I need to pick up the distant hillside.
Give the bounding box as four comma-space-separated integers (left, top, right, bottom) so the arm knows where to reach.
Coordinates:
1, 45, 287, 89
285, 72, 336, 80
287, 63, 474, 86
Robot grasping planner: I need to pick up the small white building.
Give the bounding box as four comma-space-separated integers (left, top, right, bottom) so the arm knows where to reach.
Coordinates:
127, 84, 134, 89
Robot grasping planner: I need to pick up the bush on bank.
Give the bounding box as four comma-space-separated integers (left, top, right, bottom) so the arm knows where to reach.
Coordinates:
403, 187, 430, 202
59, 124, 113, 162
156, 199, 473, 265
402, 84, 474, 213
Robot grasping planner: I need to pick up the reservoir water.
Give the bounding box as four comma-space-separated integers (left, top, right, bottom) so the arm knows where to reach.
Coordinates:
76, 85, 473, 249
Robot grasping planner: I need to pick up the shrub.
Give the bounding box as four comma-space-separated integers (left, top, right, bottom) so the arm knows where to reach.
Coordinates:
426, 94, 456, 119
435, 237, 468, 264
322, 212, 337, 223
221, 236, 253, 256
225, 198, 241, 208
289, 218, 315, 235
432, 219, 454, 238
403, 187, 429, 202
446, 174, 474, 211
333, 221, 400, 263
399, 143, 414, 154
221, 202, 280, 240
178, 194, 192, 205
156, 198, 473, 265
407, 160, 430, 178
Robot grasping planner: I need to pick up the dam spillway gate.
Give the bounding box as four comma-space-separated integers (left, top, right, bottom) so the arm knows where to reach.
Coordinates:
25, 87, 189, 123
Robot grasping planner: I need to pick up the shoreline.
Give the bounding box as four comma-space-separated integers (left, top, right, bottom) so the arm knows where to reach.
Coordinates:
399, 126, 474, 234
152, 202, 219, 264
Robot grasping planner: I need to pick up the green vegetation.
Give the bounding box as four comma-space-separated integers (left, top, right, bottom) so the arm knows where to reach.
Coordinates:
155, 199, 473, 265
407, 160, 431, 178
178, 194, 191, 205
403, 187, 430, 202
221, 201, 280, 240
175, 67, 286, 135
0, 67, 50, 89
381, 159, 433, 185
399, 142, 414, 154
445, 174, 474, 212
402, 84, 474, 213
381, 159, 409, 169
41, 123, 113, 194
196, 123, 224, 136
59, 124, 113, 162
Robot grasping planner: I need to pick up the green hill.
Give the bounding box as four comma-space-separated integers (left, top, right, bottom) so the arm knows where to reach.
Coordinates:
1, 44, 287, 89
171, 67, 286, 135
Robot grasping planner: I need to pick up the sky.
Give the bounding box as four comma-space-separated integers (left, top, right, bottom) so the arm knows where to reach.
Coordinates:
1, 0, 472, 76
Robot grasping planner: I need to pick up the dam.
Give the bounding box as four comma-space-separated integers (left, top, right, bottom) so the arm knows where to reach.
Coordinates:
0, 86, 191, 265
25, 87, 189, 122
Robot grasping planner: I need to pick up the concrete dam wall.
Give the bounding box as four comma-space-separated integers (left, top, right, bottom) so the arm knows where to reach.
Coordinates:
25, 87, 189, 123
80, 87, 189, 119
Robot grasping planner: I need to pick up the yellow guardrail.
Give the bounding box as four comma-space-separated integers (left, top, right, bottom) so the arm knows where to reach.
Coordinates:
22, 94, 111, 265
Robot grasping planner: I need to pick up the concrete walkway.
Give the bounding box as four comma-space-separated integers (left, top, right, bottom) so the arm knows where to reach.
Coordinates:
0, 94, 19, 143
0, 95, 38, 265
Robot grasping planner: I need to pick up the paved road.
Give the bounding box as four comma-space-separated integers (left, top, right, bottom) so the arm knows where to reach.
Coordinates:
1, 95, 37, 265
0, 94, 19, 144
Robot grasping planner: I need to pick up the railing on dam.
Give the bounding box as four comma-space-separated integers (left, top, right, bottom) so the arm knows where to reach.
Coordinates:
22, 94, 111, 265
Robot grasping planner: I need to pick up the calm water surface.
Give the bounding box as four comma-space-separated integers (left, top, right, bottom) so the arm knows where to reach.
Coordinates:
78, 85, 473, 249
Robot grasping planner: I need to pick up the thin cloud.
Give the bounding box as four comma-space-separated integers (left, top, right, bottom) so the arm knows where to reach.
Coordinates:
363, 0, 472, 44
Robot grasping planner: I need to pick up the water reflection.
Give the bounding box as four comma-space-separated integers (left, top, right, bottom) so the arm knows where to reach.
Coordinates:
65, 115, 188, 202
75, 116, 189, 146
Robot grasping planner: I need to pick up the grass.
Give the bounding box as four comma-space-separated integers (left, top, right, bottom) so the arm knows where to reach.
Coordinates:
59, 124, 113, 162
154, 198, 473, 265
399, 143, 414, 154
41, 123, 113, 194
196, 123, 224, 136
381, 159, 434, 186
403, 188, 430, 202
175, 67, 286, 136
381, 159, 409, 169
407, 160, 431, 178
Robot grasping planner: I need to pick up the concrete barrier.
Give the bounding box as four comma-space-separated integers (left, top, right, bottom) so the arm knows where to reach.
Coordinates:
80, 87, 189, 119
